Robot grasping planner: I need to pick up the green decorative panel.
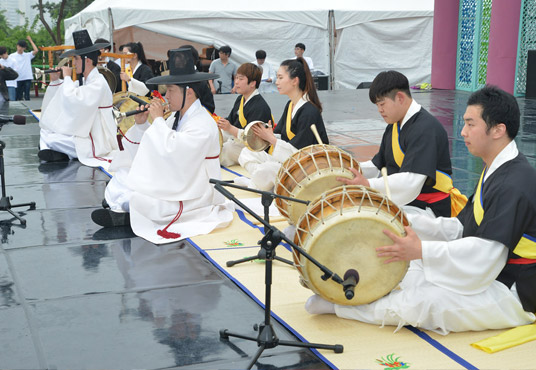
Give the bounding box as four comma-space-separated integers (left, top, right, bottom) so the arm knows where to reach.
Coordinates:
456, 0, 493, 91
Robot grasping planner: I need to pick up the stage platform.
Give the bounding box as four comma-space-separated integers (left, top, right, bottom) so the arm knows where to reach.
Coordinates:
0, 88, 535, 369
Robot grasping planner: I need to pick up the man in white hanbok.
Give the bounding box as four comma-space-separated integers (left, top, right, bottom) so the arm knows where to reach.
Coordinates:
91, 48, 234, 244
306, 86, 536, 335
38, 30, 118, 169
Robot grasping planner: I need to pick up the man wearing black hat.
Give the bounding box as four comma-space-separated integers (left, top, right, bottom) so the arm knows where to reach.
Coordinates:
92, 48, 234, 244
38, 30, 119, 169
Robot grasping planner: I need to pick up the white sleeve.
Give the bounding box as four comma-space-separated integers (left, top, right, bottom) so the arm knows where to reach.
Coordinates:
359, 160, 380, 178
369, 172, 427, 205
408, 214, 464, 241
41, 79, 64, 113
422, 238, 508, 295
271, 139, 298, 163
128, 77, 149, 96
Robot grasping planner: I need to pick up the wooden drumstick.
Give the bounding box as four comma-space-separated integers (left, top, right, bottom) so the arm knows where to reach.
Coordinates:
381, 167, 391, 200
310, 124, 323, 145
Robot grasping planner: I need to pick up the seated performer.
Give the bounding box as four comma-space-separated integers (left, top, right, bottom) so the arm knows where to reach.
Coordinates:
306, 86, 536, 334
217, 63, 272, 166
120, 42, 155, 96
91, 48, 234, 244
38, 30, 118, 168
339, 70, 466, 217
237, 57, 329, 191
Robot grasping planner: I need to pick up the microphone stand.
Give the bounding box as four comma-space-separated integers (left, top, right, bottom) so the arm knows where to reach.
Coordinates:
210, 179, 343, 370
221, 181, 307, 267
0, 135, 36, 225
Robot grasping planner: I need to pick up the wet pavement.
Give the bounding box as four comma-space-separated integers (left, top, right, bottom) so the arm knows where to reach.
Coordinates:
0, 88, 535, 369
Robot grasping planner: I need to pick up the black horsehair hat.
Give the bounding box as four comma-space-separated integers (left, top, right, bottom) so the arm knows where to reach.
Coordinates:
146, 48, 219, 85
60, 29, 110, 58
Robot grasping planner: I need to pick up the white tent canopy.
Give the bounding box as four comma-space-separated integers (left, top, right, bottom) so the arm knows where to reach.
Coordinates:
64, 0, 433, 89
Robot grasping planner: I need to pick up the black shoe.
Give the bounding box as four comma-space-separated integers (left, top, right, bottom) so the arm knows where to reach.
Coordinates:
38, 149, 69, 162
91, 209, 130, 228
102, 199, 110, 209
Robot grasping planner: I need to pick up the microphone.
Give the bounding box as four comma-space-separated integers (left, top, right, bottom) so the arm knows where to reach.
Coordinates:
342, 269, 359, 300
0, 115, 26, 125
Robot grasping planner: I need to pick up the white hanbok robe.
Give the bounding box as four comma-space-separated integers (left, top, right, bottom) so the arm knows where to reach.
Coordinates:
39, 67, 118, 170
105, 99, 234, 244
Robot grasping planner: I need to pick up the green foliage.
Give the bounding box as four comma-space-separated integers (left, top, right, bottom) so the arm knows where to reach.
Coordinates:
1, 0, 94, 60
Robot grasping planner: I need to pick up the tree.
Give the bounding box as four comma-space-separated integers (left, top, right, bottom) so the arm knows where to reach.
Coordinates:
32, 0, 95, 45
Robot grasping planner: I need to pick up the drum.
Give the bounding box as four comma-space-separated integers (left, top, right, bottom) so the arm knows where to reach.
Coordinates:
241, 121, 270, 152
274, 144, 360, 225
98, 66, 117, 94
293, 185, 410, 306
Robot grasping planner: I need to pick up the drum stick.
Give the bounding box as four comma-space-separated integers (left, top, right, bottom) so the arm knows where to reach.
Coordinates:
381, 167, 391, 200
310, 124, 323, 145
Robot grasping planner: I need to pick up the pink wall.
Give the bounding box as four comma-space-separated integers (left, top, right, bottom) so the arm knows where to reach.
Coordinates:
486, 0, 522, 94
431, 0, 459, 90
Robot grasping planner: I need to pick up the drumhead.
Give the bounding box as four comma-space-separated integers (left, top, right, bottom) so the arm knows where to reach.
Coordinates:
243, 121, 270, 152
294, 185, 409, 306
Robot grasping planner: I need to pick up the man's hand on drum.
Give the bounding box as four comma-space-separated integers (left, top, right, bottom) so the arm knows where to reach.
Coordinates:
337, 167, 370, 187
252, 120, 277, 146
376, 225, 422, 263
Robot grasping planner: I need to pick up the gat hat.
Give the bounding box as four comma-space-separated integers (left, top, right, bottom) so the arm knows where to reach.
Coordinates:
146, 48, 218, 85
60, 30, 110, 58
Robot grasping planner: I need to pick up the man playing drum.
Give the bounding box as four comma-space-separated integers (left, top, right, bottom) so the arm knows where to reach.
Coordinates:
217, 62, 272, 166
306, 86, 536, 335
91, 48, 234, 244
339, 71, 466, 218
38, 30, 118, 169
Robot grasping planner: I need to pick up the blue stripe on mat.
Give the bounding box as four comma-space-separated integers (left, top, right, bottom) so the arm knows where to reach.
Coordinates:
187, 236, 338, 370
235, 210, 292, 252
99, 166, 112, 178
221, 165, 244, 177
404, 326, 478, 370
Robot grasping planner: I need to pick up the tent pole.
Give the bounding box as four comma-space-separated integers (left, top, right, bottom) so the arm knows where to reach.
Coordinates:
328, 9, 335, 90
108, 7, 114, 52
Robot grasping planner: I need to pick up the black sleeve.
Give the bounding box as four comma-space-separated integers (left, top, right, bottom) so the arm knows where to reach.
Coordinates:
243, 95, 272, 124
287, 103, 328, 149
371, 128, 390, 170
398, 113, 447, 181
274, 101, 290, 135
134, 64, 156, 95
226, 96, 242, 127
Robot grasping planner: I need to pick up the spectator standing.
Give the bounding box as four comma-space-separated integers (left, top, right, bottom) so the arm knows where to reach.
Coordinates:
11, 36, 38, 101
253, 50, 277, 94
208, 45, 237, 94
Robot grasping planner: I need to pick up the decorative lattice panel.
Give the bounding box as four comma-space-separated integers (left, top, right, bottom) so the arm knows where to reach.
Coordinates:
515, 0, 536, 96
456, 0, 493, 91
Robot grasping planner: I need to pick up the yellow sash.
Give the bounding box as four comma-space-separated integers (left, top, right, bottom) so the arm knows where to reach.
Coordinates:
392, 123, 468, 216
286, 102, 296, 140
472, 323, 536, 353
238, 96, 247, 128
473, 167, 486, 226
473, 167, 536, 257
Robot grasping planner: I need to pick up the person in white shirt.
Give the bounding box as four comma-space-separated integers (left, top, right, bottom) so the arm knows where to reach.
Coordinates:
11, 36, 38, 101
252, 50, 277, 94
0, 46, 18, 101
294, 43, 314, 71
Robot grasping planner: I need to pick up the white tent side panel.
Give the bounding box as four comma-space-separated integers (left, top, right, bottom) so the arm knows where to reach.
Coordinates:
334, 10, 434, 89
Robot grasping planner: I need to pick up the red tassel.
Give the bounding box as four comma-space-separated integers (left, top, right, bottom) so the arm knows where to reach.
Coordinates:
157, 229, 182, 239
156, 201, 184, 240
